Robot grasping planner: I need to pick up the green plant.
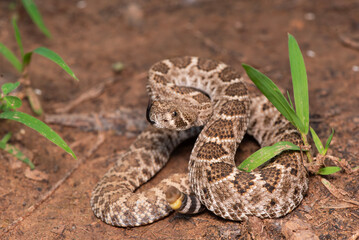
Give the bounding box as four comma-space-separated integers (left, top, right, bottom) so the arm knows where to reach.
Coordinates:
0, 14, 78, 168
0, 132, 35, 169
239, 34, 339, 175
0, 82, 76, 169
22, 0, 51, 37
8, 0, 51, 38
0, 16, 78, 115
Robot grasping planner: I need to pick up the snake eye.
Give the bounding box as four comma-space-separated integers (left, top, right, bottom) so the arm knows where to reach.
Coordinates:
172, 111, 177, 117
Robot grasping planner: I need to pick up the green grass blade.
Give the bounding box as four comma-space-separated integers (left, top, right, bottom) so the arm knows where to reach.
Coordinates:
288, 34, 309, 134
0, 111, 76, 159
2, 82, 20, 95
310, 127, 324, 155
317, 166, 341, 175
324, 128, 335, 155
242, 64, 305, 133
12, 16, 24, 58
22, 51, 33, 69
286, 90, 295, 110
1, 132, 12, 144
0, 141, 35, 169
0, 43, 22, 72
33, 47, 79, 81
238, 141, 300, 172
21, 0, 51, 38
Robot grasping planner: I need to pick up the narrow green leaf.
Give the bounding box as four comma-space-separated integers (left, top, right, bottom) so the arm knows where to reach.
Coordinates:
286, 90, 294, 110
317, 166, 341, 175
238, 141, 301, 172
21, 0, 51, 38
242, 64, 305, 133
2, 82, 20, 95
4, 96, 22, 110
0, 111, 76, 159
0, 43, 22, 72
324, 128, 335, 155
288, 34, 309, 134
1, 132, 12, 144
12, 16, 24, 58
0, 141, 34, 169
33, 47, 79, 81
23, 51, 33, 69
310, 127, 324, 155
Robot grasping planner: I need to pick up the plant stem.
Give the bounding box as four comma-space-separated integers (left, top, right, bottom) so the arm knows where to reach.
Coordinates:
19, 66, 43, 115
301, 133, 313, 163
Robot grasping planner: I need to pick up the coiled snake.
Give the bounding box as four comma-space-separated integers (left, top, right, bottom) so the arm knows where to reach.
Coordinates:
90, 56, 308, 227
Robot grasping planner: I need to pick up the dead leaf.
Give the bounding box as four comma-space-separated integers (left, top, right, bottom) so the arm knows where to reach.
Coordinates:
282, 218, 319, 240
24, 168, 49, 181
339, 34, 359, 51
321, 178, 359, 206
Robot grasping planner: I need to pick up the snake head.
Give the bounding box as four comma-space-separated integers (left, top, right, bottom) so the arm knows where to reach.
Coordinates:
146, 100, 197, 130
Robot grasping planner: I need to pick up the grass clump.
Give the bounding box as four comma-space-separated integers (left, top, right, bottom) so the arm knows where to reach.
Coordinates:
0, 14, 78, 168
239, 34, 340, 175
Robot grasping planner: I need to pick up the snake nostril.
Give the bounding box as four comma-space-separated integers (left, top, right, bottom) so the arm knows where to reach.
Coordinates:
146, 100, 155, 124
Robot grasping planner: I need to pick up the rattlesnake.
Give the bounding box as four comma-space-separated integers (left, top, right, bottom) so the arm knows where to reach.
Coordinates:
90, 56, 308, 227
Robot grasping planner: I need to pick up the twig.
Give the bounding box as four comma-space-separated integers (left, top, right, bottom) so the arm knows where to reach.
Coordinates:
54, 77, 115, 113
320, 177, 359, 206
339, 34, 359, 51
53, 71, 147, 114
45, 107, 147, 137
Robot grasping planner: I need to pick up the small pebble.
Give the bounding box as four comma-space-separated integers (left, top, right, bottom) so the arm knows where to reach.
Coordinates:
234, 21, 244, 31
77, 1, 87, 9
34, 88, 42, 95
304, 12, 316, 21
352, 65, 359, 72
306, 50, 316, 58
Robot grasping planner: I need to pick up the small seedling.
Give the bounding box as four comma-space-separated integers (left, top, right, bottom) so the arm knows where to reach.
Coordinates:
0, 14, 78, 168
0, 132, 34, 169
239, 34, 341, 175
0, 81, 76, 169
0, 16, 78, 115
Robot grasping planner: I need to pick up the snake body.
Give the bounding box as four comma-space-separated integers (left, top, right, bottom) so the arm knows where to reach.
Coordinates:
90, 56, 308, 227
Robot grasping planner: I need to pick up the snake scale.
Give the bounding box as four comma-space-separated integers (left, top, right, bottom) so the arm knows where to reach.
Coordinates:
90, 56, 308, 227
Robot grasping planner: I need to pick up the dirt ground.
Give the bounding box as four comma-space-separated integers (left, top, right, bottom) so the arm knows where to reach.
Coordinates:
0, 0, 359, 239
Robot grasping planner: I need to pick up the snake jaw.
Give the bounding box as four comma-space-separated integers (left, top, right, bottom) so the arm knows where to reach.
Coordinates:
146, 100, 156, 125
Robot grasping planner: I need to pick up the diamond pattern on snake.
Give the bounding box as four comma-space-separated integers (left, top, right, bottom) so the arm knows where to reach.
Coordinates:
90, 56, 308, 227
